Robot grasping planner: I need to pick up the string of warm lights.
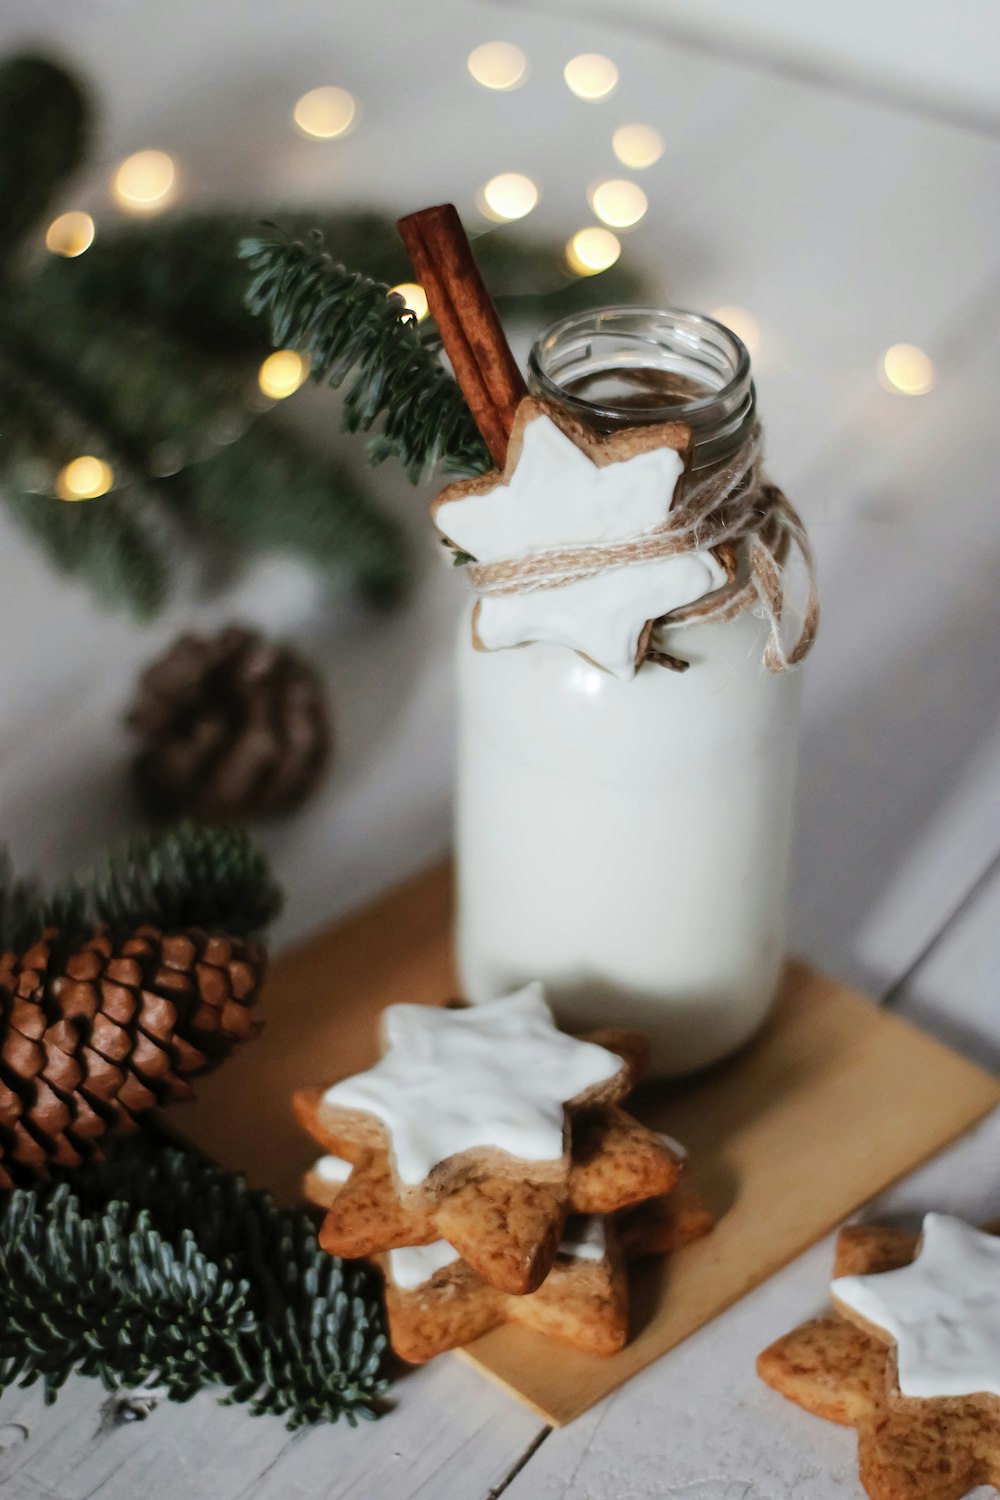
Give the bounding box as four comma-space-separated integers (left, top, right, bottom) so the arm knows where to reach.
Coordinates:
55, 455, 114, 501
588, 178, 647, 229
563, 53, 618, 101
478, 172, 539, 223
112, 149, 176, 213
45, 210, 96, 257
257, 349, 311, 400
467, 42, 527, 92
611, 123, 663, 169
36, 44, 937, 502
879, 343, 935, 396
566, 227, 621, 276
293, 86, 357, 140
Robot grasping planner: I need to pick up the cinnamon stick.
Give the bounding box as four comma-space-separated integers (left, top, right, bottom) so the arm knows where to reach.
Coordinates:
397, 203, 527, 468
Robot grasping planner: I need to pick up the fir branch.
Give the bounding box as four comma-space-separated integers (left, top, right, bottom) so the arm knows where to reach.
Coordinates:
81, 822, 283, 938
40, 209, 647, 357
0, 325, 170, 620
21, 276, 253, 469
0, 56, 89, 275
0, 823, 282, 947
170, 415, 411, 606
1, 486, 170, 621
1, 48, 648, 617
240, 230, 492, 481
0, 1135, 388, 1426
6, 283, 412, 611
0, 854, 88, 954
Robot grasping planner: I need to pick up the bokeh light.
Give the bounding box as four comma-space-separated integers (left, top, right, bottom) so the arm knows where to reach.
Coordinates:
879, 343, 935, 395
612, 123, 664, 169
589, 179, 647, 228
711, 305, 761, 355
390, 282, 429, 320
563, 54, 618, 101
258, 350, 311, 399
566, 227, 621, 276
293, 87, 358, 139
45, 211, 96, 257
467, 42, 527, 91
55, 456, 114, 501
479, 172, 539, 221
112, 150, 176, 214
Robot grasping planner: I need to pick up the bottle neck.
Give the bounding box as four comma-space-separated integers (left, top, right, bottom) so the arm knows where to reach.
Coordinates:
527, 307, 756, 472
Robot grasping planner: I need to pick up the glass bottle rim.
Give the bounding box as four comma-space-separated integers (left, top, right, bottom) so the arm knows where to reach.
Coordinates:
527, 305, 754, 460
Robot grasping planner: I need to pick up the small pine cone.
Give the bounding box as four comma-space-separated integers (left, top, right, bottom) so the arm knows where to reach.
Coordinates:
128, 625, 330, 822
0, 923, 266, 1185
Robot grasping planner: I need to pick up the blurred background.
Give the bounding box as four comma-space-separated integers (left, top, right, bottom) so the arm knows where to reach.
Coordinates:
1, 0, 998, 1002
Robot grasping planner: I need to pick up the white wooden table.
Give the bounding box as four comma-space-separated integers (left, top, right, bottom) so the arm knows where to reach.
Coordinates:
1, 2, 999, 1496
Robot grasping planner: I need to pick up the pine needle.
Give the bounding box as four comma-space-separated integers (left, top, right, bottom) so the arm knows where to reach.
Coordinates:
0, 823, 282, 947
240, 229, 492, 482
0, 1135, 388, 1427
84, 822, 283, 937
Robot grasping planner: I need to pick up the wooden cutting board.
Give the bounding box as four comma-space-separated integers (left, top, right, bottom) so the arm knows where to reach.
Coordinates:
177, 861, 1000, 1426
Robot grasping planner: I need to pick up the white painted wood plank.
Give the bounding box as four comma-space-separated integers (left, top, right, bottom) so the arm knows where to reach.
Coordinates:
889, 854, 1000, 1071
0, 1355, 542, 1500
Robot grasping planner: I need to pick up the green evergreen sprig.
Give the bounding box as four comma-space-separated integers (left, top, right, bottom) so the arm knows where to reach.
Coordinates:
0, 1135, 388, 1426
40, 209, 646, 353
0, 312, 171, 618
241, 230, 492, 481
0, 50, 647, 617
0, 822, 283, 951
84, 821, 283, 938
0, 57, 88, 272
0, 54, 412, 617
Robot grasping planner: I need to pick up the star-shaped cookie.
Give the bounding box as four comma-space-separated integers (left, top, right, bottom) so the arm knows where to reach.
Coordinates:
832, 1213, 1000, 1400
757, 1219, 1000, 1500
380, 1212, 630, 1362
302, 1160, 715, 1364
293, 986, 681, 1294
433, 397, 728, 681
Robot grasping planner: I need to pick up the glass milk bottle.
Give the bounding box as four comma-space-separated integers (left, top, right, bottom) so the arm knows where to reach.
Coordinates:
453, 308, 811, 1077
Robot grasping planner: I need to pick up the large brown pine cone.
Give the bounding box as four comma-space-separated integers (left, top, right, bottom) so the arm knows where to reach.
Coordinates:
0, 923, 265, 1186
128, 625, 330, 822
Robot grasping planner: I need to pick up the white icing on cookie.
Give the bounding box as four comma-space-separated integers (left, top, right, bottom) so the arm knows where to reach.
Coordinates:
558, 1215, 607, 1264
436, 413, 685, 558
321, 983, 622, 1187
387, 1240, 461, 1290
831, 1213, 1000, 1399
435, 411, 724, 682
475, 553, 725, 683
313, 1155, 352, 1185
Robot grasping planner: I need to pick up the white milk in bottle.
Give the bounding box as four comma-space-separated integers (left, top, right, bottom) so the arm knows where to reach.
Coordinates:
446, 308, 816, 1076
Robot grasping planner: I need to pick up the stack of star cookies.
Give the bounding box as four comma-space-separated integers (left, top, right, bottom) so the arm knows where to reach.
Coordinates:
293, 982, 713, 1363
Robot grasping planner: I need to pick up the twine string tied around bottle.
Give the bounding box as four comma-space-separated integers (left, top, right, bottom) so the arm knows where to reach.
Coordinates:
464, 424, 819, 672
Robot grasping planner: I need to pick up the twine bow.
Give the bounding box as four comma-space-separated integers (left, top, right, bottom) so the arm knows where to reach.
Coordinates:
466, 425, 819, 672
